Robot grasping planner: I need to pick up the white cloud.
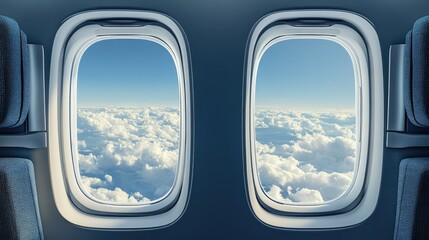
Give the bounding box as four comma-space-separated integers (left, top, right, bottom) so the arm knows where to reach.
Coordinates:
266, 185, 324, 203
82, 176, 150, 204
255, 109, 356, 203
104, 174, 113, 183
77, 107, 179, 203
292, 188, 324, 203
77, 106, 356, 206
267, 185, 292, 203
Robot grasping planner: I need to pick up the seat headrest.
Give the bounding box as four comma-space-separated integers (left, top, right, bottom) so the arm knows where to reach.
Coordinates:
0, 16, 29, 129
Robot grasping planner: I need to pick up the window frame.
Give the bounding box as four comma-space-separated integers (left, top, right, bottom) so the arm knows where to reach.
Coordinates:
49, 10, 192, 229
252, 24, 368, 213
67, 25, 184, 213
244, 10, 384, 228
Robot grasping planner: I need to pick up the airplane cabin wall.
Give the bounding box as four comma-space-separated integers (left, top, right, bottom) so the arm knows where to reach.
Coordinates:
0, 0, 428, 239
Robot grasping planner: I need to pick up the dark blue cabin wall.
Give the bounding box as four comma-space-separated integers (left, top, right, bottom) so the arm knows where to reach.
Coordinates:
0, 0, 428, 239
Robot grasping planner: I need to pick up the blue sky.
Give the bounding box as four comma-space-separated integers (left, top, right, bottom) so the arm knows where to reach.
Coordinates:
256, 39, 355, 111
78, 39, 179, 107
78, 38, 354, 110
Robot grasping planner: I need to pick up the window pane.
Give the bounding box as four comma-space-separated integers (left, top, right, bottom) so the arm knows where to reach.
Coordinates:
255, 39, 356, 204
76, 39, 179, 204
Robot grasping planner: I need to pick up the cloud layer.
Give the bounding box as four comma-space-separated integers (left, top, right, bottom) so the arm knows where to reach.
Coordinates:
77, 106, 355, 205
77, 107, 180, 203
255, 109, 356, 203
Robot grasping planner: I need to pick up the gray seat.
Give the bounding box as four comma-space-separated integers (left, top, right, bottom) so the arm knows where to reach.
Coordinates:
0, 159, 44, 240
0, 16, 29, 129
403, 16, 429, 128
0, 16, 44, 240
395, 16, 429, 240
395, 158, 429, 240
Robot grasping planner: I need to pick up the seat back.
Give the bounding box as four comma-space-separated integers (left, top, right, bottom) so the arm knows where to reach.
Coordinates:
0, 15, 44, 240
395, 16, 429, 240
0, 159, 44, 240
0, 16, 29, 129
395, 158, 429, 240
403, 16, 429, 127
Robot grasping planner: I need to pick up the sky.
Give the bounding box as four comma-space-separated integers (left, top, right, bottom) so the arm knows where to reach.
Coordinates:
256, 39, 355, 111
77, 39, 179, 107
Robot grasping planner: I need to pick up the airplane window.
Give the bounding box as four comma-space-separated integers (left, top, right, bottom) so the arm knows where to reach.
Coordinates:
245, 11, 384, 228
76, 39, 180, 204
49, 11, 192, 228
255, 39, 356, 204
247, 27, 369, 215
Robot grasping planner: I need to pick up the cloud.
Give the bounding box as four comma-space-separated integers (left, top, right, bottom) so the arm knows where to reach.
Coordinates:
293, 188, 324, 203
255, 109, 356, 203
81, 175, 150, 203
76, 106, 356, 206
267, 185, 292, 203
104, 174, 113, 183
266, 185, 324, 203
77, 107, 180, 203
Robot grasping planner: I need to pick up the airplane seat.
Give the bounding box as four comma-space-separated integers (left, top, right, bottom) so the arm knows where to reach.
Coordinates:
394, 16, 429, 240
0, 159, 44, 240
0, 16, 29, 129
394, 158, 429, 240
0, 16, 44, 240
403, 16, 429, 128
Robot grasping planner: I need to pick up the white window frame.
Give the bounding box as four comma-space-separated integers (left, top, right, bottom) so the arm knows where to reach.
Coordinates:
244, 10, 384, 228
253, 25, 368, 213
49, 10, 192, 229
